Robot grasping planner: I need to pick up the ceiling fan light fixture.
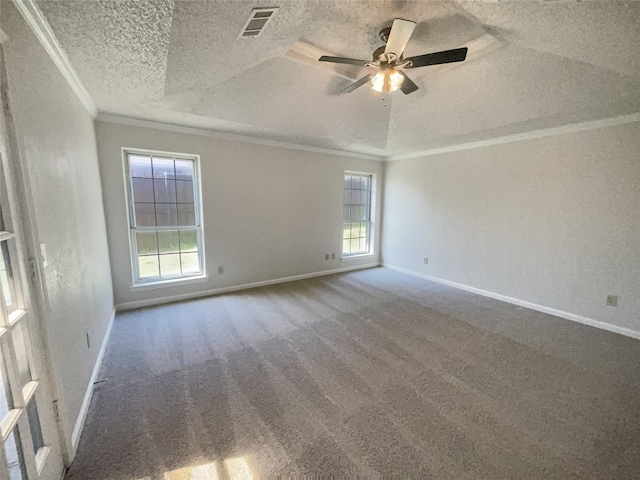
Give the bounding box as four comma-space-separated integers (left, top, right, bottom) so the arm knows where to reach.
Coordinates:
371, 68, 404, 93
319, 18, 468, 95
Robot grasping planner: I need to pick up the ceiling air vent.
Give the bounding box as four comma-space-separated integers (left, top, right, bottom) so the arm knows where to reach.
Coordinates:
238, 7, 278, 39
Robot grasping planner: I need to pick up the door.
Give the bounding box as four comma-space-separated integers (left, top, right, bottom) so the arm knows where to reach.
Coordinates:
0, 49, 64, 480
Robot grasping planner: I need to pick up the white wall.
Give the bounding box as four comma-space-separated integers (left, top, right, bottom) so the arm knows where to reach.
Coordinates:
2, 1, 114, 459
382, 122, 640, 334
96, 121, 383, 308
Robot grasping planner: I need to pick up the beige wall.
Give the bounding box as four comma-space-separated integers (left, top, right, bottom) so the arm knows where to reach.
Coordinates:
382, 122, 640, 334
2, 1, 114, 459
96, 121, 383, 308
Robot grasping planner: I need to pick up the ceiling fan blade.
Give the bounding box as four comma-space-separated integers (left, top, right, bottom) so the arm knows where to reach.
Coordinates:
319, 56, 369, 66
404, 47, 468, 68
341, 74, 373, 94
398, 71, 419, 95
384, 19, 416, 57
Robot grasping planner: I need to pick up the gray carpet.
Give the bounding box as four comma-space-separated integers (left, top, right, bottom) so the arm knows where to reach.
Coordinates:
67, 267, 640, 479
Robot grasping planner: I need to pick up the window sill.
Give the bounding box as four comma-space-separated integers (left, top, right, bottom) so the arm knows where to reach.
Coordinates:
130, 274, 209, 292
341, 253, 375, 262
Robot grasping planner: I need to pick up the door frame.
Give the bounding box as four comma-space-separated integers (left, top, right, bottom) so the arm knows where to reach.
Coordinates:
0, 31, 66, 480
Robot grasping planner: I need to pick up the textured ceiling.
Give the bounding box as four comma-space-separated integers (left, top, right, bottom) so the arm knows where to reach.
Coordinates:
35, 0, 640, 157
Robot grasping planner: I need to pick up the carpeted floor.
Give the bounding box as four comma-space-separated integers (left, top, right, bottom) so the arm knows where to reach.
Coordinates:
66, 267, 640, 479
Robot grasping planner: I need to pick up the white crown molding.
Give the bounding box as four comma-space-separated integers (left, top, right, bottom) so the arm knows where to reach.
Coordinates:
385, 112, 640, 162
11, 0, 97, 118
96, 114, 385, 161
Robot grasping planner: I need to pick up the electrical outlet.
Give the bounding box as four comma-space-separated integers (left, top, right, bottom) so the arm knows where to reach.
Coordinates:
331, 253, 335, 259
606, 295, 618, 307
218, 266, 224, 274
325, 253, 329, 260
423, 257, 429, 264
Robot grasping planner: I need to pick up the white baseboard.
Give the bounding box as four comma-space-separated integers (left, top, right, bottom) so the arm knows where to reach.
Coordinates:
70, 307, 116, 452
116, 263, 380, 311
383, 264, 640, 341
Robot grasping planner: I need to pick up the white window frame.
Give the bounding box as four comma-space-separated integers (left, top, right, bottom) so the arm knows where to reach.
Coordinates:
122, 148, 207, 289
342, 171, 376, 259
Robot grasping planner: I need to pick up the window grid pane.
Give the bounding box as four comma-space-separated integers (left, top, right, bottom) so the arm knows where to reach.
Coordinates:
138, 254, 160, 280
5, 425, 27, 480
342, 173, 372, 256
26, 398, 45, 454
0, 349, 13, 424
0, 240, 19, 316
11, 322, 32, 387
128, 152, 202, 283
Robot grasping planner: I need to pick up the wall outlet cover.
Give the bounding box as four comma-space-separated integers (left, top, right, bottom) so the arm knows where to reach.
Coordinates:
606, 295, 618, 307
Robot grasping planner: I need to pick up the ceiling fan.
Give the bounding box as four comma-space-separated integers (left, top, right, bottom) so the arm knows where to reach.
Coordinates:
319, 19, 468, 95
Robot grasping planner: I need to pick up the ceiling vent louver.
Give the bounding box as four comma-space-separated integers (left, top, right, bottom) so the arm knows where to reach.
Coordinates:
238, 7, 278, 39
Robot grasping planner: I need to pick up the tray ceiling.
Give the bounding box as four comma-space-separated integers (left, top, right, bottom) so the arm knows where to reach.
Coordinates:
33, 0, 640, 157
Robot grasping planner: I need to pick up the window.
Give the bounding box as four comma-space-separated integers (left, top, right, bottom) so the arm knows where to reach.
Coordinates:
343, 172, 373, 256
124, 150, 205, 285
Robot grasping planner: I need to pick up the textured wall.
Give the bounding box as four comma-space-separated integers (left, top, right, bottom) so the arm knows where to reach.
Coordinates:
96, 121, 383, 307
382, 122, 640, 333
2, 2, 114, 460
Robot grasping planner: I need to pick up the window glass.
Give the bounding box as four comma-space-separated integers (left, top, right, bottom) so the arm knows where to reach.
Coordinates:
152, 157, 175, 179
134, 203, 156, 227
159, 254, 181, 278
158, 231, 180, 254
153, 179, 176, 203
26, 398, 45, 454
138, 255, 159, 280
0, 351, 13, 424
11, 321, 32, 387
0, 241, 18, 315
0, 202, 5, 231
5, 426, 27, 480
179, 230, 198, 253
176, 180, 194, 203
127, 153, 204, 284
129, 155, 152, 178
175, 159, 193, 180
136, 231, 158, 256
131, 178, 154, 203
343, 173, 373, 256
177, 204, 196, 226
155, 203, 178, 227
180, 253, 200, 275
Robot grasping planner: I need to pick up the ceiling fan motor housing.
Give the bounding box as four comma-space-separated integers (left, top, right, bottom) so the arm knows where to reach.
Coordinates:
379, 26, 392, 43
318, 18, 468, 95
372, 45, 387, 61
